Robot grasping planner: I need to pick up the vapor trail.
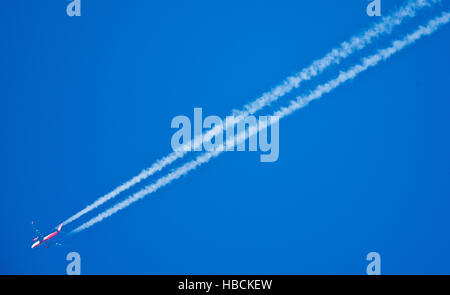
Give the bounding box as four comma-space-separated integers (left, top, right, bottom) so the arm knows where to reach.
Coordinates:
62, 0, 439, 226
71, 11, 450, 233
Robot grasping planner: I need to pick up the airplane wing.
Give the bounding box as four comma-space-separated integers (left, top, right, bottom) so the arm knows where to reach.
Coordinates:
31, 221, 44, 240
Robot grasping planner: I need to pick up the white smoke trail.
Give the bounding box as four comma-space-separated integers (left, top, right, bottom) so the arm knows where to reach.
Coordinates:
62, 0, 439, 226
239, 0, 442, 116
71, 11, 450, 233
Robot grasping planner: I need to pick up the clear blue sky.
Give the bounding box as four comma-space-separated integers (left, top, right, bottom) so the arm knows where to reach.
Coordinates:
1, 0, 449, 274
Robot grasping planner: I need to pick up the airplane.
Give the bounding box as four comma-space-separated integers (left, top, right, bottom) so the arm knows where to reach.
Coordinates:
31, 221, 63, 249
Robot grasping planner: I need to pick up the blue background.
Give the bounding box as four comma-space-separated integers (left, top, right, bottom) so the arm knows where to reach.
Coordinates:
1, 0, 449, 274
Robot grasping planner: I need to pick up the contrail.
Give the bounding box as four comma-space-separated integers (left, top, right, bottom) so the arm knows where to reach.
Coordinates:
71, 11, 450, 234
239, 0, 441, 116
61, 0, 440, 227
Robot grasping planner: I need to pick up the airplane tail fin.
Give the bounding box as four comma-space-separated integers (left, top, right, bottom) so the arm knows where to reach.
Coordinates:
57, 223, 63, 232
